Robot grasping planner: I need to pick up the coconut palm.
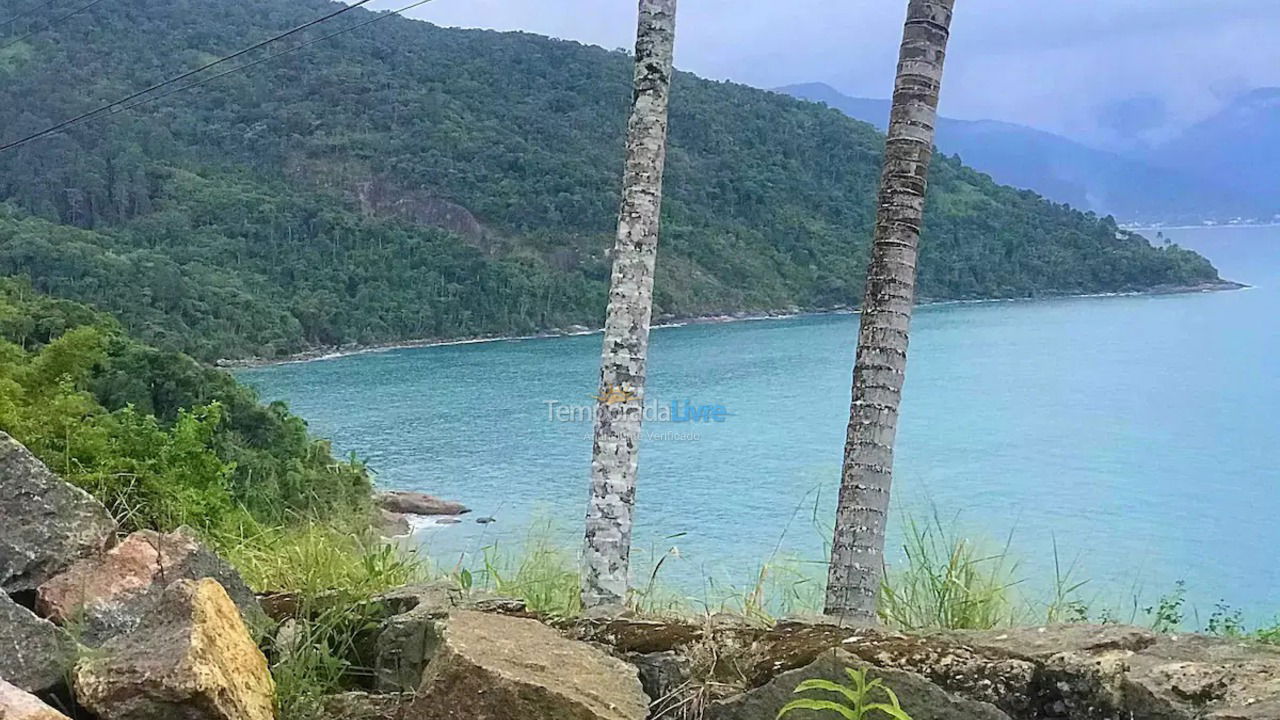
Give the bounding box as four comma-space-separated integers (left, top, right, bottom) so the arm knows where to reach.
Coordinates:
824, 0, 957, 623
582, 0, 678, 612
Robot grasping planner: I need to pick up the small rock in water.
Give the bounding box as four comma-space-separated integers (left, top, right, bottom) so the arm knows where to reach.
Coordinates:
437, 518, 462, 525
375, 490, 470, 517
475, 516, 496, 524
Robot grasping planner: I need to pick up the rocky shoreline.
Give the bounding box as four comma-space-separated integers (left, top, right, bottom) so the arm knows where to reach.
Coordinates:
4, 431, 1280, 720
218, 280, 1247, 369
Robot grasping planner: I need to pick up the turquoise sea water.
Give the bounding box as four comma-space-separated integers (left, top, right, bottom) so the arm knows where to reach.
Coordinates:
241, 226, 1278, 622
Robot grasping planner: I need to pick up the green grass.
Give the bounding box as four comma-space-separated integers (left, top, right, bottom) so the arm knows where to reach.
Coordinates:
211, 518, 429, 720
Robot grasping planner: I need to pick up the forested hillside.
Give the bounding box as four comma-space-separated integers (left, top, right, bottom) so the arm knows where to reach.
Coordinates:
0, 0, 1221, 361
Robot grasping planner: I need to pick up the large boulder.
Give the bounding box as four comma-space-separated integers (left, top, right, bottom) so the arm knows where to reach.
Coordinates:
408, 610, 648, 720
0, 593, 77, 694
370, 582, 530, 693
709, 648, 1011, 720
0, 432, 116, 595
0, 679, 71, 720
73, 578, 275, 720
374, 491, 469, 517
36, 529, 266, 645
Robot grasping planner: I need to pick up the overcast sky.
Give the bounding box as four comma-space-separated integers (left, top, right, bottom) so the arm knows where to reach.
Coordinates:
404, 0, 1280, 149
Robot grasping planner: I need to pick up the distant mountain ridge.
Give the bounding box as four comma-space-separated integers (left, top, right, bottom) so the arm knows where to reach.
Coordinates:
778, 82, 1270, 224
1150, 87, 1280, 221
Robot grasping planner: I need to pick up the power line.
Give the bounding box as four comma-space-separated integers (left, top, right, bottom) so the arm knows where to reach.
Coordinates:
0, 0, 380, 153
1, 0, 60, 30
115, 0, 437, 116
0, 0, 109, 51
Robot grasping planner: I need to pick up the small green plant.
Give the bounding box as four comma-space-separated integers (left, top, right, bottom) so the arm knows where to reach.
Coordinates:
1205, 602, 1246, 637
1145, 581, 1187, 632
778, 666, 914, 720
1255, 620, 1280, 645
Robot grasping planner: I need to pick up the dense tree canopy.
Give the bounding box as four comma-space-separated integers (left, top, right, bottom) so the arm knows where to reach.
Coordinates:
0, 278, 369, 530
0, 0, 1220, 361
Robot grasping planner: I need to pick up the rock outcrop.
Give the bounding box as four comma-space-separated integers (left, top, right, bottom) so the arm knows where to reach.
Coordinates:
408, 609, 648, 720
367, 582, 533, 693
73, 578, 275, 720
563, 617, 1280, 720
0, 679, 71, 720
708, 648, 1012, 720
0, 431, 116, 595
0, 593, 77, 694
37, 529, 266, 645
374, 491, 469, 517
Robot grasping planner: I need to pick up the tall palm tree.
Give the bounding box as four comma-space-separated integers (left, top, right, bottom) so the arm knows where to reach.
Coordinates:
582, 0, 678, 613
824, 0, 957, 623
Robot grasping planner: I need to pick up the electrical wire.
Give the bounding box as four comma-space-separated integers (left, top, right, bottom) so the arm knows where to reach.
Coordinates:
0, 0, 381, 152
0, 0, 109, 52
115, 0, 437, 116
1, 0, 60, 30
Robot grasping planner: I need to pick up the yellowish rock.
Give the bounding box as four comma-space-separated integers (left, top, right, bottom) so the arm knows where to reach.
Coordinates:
410, 609, 648, 720
73, 578, 275, 720
0, 678, 71, 720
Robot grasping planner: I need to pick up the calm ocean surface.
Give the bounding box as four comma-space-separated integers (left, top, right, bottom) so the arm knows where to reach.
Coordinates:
241, 226, 1278, 622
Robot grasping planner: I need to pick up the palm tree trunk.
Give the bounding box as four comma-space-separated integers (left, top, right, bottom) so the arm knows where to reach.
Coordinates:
824, 0, 956, 623
582, 0, 677, 613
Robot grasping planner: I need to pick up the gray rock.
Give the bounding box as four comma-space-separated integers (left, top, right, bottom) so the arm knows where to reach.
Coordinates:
370, 581, 527, 692
36, 529, 266, 645
0, 432, 116, 594
0, 593, 78, 694
408, 610, 648, 720
374, 490, 469, 516
0, 679, 72, 720
321, 691, 411, 720
709, 648, 1011, 720
633, 651, 693, 716
73, 578, 274, 720
374, 598, 448, 693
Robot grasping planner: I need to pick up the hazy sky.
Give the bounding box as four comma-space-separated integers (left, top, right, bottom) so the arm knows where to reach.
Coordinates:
404, 0, 1280, 149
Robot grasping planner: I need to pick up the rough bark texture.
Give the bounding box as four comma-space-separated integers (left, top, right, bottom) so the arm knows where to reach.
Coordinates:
582, 0, 677, 612
825, 0, 956, 622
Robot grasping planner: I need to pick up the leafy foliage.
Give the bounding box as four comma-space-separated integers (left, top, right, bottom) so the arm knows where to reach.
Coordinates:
0, 277, 370, 530
778, 666, 914, 720
0, 0, 1222, 361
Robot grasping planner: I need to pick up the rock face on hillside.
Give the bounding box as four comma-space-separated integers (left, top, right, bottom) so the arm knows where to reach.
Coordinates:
36, 529, 266, 645
0, 679, 71, 720
73, 578, 275, 720
0, 593, 78, 694
408, 610, 648, 720
0, 431, 116, 594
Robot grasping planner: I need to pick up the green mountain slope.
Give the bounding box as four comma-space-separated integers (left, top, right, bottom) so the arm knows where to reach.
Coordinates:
0, 0, 1221, 361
